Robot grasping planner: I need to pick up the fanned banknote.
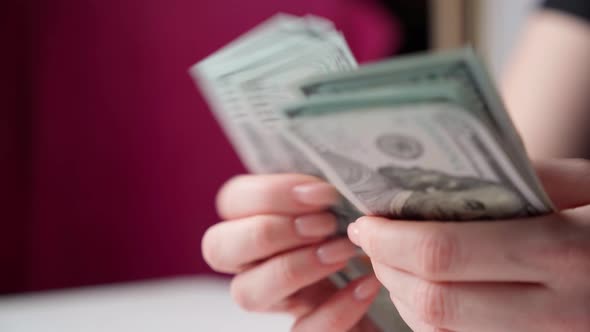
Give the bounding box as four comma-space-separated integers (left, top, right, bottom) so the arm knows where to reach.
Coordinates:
296, 48, 554, 212
283, 83, 553, 220
193, 15, 357, 173
191, 14, 408, 332
191, 14, 554, 332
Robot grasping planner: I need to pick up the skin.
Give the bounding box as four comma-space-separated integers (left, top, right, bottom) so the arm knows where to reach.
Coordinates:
348, 159, 590, 332
202, 174, 382, 332
502, 10, 590, 159
202, 159, 590, 332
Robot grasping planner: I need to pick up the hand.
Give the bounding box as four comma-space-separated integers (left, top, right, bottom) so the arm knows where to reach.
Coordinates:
202, 174, 381, 332
348, 159, 590, 332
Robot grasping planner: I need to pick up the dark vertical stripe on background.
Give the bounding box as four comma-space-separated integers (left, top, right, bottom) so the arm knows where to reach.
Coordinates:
378, 0, 429, 53
0, 0, 33, 293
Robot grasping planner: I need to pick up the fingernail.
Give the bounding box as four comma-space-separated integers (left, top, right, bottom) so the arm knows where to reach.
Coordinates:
316, 239, 357, 265
292, 182, 339, 206
354, 276, 381, 301
294, 213, 337, 237
347, 222, 360, 245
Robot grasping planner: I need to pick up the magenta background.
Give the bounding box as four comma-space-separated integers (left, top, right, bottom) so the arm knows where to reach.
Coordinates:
2, 0, 400, 293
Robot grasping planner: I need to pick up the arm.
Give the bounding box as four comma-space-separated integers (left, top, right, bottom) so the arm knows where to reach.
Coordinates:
502, 9, 590, 159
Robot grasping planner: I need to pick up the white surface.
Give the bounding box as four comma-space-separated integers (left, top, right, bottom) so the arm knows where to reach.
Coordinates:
0, 277, 293, 332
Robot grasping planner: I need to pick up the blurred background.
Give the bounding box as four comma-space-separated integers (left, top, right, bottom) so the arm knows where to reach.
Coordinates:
1, 0, 541, 329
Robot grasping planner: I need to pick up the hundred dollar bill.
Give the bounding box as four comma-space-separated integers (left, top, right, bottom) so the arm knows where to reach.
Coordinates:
296, 48, 555, 212
193, 14, 362, 231
198, 14, 339, 74
283, 83, 554, 219
193, 15, 357, 173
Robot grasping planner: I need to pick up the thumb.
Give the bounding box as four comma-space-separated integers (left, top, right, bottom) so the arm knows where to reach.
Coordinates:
533, 159, 590, 210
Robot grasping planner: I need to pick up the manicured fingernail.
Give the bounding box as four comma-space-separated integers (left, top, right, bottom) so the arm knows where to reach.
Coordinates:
347, 222, 360, 245
316, 239, 357, 265
295, 213, 337, 237
292, 182, 339, 206
354, 276, 381, 301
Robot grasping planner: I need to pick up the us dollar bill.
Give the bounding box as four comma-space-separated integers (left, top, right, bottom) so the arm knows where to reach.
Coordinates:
296, 48, 554, 213
283, 83, 553, 220
193, 15, 357, 174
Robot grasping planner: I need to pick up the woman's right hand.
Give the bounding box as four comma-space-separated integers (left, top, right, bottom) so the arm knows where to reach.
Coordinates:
202, 174, 382, 332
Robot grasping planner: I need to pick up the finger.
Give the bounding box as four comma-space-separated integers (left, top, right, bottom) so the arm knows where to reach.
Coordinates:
216, 174, 339, 219
351, 316, 382, 332
269, 279, 338, 318
348, 215, 577, 283
230, 239, 357, 312
391, 298, 454, 332
534, 159, 590, 210
373, 262, 546, 332
352, 209, 590, 290
292, 275, 381, 332
202, 213, 337, 273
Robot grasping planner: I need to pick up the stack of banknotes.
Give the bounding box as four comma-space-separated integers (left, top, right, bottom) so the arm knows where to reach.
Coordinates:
191, 14, 555, 332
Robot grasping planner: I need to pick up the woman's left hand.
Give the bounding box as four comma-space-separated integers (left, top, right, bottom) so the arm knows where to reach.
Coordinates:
347, 159, 590, 332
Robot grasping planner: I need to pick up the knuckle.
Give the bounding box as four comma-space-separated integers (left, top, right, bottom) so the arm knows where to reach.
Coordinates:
413, 282, 454, 326
544, 235, 590, 282
319, 314, 351, 331
271, 297, 306, 317
230, 276, 262, 312
275, 254, 302, 287
416, 228, 458, 279
547, 315, 590, 332
251, 216, 279, 252
562, 244, 590, 274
